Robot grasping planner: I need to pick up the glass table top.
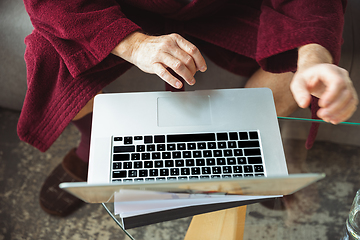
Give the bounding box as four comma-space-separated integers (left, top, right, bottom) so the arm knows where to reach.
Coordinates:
102, 117, 360, 240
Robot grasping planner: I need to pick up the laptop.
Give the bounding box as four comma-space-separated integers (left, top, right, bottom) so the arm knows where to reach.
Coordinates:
60, 88, 324, 203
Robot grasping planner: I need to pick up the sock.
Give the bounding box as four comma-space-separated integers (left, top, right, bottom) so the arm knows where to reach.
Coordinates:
71, 113, 93, 163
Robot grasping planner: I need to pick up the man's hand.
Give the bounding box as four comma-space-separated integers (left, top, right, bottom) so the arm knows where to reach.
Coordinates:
291, 44, 358, 124
112, 32, 207, 89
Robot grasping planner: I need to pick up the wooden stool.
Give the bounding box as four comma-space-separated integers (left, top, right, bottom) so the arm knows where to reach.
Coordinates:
184, 206, 247, 240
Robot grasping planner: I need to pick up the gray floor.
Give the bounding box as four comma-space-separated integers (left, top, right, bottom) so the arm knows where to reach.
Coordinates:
1, 107, 360, 240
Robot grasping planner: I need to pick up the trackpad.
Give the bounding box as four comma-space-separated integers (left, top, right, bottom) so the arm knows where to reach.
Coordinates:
157, 95, 212, 127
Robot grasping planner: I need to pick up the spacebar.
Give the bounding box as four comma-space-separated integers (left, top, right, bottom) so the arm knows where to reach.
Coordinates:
167, 133, 216, 143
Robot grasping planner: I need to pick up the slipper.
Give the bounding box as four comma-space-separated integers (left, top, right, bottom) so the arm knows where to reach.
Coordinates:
39, 148, 88, 216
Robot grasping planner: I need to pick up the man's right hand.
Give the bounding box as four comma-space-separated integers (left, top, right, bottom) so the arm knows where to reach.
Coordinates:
112, 32, 207, 89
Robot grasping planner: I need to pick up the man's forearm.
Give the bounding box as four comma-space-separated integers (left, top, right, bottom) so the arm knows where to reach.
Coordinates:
297, 44, 333, 70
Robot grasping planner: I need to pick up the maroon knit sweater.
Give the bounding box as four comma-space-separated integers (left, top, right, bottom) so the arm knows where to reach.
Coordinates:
18, 0, 346, 152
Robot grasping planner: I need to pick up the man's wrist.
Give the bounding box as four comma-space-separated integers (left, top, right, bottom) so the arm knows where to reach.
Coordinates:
111, 31, 147, 64
297, 43, 333, 70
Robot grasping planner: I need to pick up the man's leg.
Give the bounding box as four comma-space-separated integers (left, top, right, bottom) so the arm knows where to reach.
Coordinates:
245, 68, 298, 117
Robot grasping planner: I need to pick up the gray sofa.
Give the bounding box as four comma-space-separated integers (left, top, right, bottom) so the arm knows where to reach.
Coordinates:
1, 0, 359, 146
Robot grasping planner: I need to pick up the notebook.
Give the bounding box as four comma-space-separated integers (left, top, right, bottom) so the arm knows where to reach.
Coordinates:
60, 88, 324, 204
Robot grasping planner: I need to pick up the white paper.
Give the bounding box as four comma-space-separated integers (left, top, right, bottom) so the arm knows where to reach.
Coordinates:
114, 189, 281, 218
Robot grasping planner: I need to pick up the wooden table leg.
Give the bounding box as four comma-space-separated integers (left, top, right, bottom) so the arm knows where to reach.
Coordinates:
184, 206, 247, 240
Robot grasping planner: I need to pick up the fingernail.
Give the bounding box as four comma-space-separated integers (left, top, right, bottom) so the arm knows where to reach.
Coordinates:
200, 66, 207, 72
190, 78, 196, 85
175, 81, 182, 88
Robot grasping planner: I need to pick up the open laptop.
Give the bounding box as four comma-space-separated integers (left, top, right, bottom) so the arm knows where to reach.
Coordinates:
60, 88, 324, 203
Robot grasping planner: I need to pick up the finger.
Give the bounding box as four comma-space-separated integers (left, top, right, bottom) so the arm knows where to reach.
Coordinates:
173, 34, 207, 72
170, 48, 197, 76
324, 98, 357, 124
162, 52, 196, 86
153, 63, 183, 89
290, 74, 312, 108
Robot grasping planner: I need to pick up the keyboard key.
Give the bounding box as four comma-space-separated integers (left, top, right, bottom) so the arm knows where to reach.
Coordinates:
254, 165, 264, 172
144, 161, 153, 168
152, 152, 160, 159
244, 174, 254, 177
172, 151, 181, 158
211, 175, 221, 179
171, 168, 180, 175
197, 142, 206, 149
177, 143, 186, 150
113, 171, 126, 178
186, 159, 195, 166
191, 167, 200, 175
157, 144, 166, 151
255, 173, 265, 177
160, 169, 169, 176
249, 131, 259, 139
222, 166, 232, 173
233, 174, 243, 178
147, 144, 155, 151
207, 142, 216, 149
145, 178, 155, 181
202, 167, 211, 174
222, 175, 232, 178
114, 137, 122, 141
134, 136, 143, 141
217, 133, 228, 141
234, 149, 243, 156
237, 157, 246, 164
218, 142, 227, 148
142, 153, 151, 160
217, 158, 226, 165
181, 168, 190, 175
213, 150, 222, 157
123, 179, 133, 182
244, 165, 253, 173
165, 160, 174, 167
178, 176, 188, 180
150, 169, 158, 176
228, 141, 237, 148
112, 179, 122, 182
238, 141, 260, 148
124, 137, 133, 144
136, 145, 145, 152
167, 133, 216, 143
128, 170, 137, 177
168, 177, 177, 181
206, 158, 216, 165
203, 150, 212, 157
196, 159, 205, 166
193, 151, 202, 158
248, 156, 263, 164
135, 178, 144, 182
144, 136, 153, 143
244, 148, 261, 156
187, 143, 196, 150
183, 151, 192, 158
131, 153, 140, 160
212, 166, 221, 174
123, 162, 132, 169
134, 161, 142, 168
162, 152, 171, 159
155, 161, 164, 168
239, 132, 248, 140
154, 135, 165, 143
175, 160, 185, 167
157, 177, 166, 181
200, 176, 210, 179
139, 170, 148, 177
113, 162, 121, 169
233, 166, 242, 173
167, 144, 176, 151
189, 176, 199, 179
223, 149, 233, 156
114, 146, 135, 153
227, 158, 236, 165
229, 132, 238, 140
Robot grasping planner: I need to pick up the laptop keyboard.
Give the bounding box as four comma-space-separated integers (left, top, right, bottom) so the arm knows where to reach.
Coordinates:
111, 131, 265, 182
